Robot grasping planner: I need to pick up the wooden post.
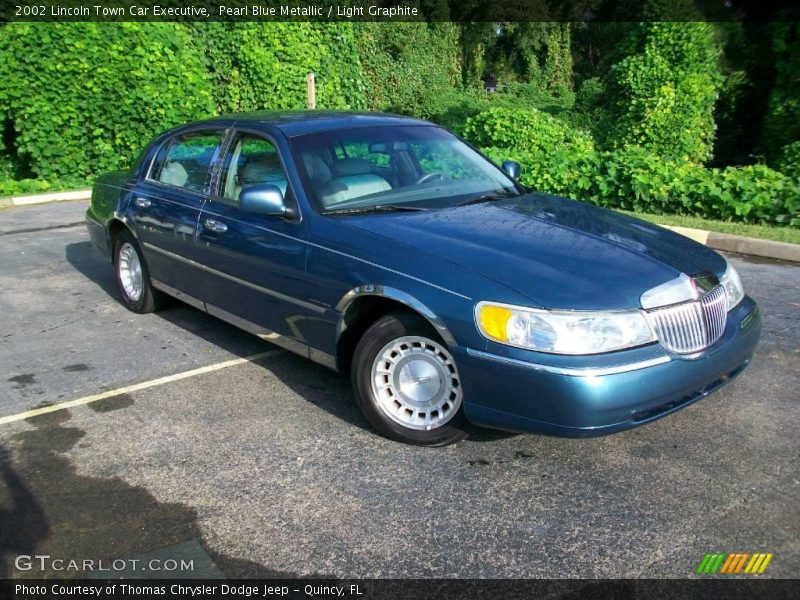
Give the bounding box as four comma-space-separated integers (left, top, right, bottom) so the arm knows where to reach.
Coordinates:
306, 72, 316, 110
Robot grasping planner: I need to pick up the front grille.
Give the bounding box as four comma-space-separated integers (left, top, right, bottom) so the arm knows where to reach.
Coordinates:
645, 285, 727, 354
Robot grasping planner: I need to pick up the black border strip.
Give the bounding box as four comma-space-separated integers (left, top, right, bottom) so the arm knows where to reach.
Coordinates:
1, 0, 798, 23
2, 579, 800, 600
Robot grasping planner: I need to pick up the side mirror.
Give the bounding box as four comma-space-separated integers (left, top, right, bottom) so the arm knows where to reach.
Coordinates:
502, 160, 521, 180
239, 184, 286, 216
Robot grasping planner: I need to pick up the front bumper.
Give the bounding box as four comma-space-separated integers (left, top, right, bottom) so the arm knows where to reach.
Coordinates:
455, 297, 761, 437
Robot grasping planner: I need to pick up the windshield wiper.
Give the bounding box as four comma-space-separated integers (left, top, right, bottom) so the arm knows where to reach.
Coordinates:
456, 190, 519, 207
327, 204, 428, 215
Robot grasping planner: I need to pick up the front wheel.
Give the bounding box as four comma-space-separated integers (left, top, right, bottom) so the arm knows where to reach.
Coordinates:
351, 312, 468, 446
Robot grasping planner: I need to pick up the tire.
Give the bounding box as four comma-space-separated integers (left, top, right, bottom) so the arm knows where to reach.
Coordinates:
113, 230, 165, 314
351, 312, 468, 446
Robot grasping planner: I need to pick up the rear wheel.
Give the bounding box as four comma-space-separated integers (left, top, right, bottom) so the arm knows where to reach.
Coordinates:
114, 231, 165, 314
351, 312, 468, 446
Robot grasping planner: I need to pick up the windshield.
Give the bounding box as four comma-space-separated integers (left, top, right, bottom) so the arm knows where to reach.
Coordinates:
289, 125, 519, 214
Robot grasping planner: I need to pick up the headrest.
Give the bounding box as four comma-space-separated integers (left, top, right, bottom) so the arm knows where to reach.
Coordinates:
302, 153, 332, 183
241, 161, 274, 184
159, 161, 188, 187
333, 158, 373, 177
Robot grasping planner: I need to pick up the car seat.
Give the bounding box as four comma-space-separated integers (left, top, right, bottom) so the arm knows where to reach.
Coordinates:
159, 161, 189, 188
302, 154, 391, 208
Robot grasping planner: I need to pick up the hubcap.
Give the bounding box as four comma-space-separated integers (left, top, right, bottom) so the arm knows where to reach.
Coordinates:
118, 243, 143, 302
370, 335, 462, 431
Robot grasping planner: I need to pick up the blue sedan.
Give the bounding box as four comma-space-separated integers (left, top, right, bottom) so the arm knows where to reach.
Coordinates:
85, 111, 761, 446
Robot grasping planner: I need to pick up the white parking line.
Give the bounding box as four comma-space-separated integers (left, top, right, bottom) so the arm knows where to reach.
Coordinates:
0, 350, 282, 426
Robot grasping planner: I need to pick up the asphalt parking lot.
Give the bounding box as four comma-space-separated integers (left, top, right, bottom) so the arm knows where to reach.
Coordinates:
0, 200, 798, 580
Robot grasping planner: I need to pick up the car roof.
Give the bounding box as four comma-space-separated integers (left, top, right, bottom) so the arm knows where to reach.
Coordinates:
214, 110, 435, 137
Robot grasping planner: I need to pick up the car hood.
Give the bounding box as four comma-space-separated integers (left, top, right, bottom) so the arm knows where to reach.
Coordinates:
339, 193, 727, 310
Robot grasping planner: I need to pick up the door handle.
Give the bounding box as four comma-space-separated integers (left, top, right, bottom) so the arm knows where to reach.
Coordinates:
204, 218, 228, 233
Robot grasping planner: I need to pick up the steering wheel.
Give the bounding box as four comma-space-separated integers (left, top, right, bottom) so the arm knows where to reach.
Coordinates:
415, 171, 446, 185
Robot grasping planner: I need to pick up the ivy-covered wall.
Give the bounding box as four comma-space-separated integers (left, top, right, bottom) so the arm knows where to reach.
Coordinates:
0, 22, 367, 182
354, 22, 462, 118
194, 22, 365, 114
0, 23, 214, 181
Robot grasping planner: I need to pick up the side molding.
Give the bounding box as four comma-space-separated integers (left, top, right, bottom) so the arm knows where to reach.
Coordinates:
150, 278, 338, 371
206, 303, 337, 370
335, 285, 457, 346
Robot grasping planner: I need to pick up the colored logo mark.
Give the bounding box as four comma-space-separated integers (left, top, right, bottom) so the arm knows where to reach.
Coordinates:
696, 552, 773, 575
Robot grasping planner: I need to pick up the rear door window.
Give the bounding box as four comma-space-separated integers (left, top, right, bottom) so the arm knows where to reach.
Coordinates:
149, 131, 224, 194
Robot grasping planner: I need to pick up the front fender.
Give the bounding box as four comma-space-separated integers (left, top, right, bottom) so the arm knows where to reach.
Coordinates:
335, 285, 457, 346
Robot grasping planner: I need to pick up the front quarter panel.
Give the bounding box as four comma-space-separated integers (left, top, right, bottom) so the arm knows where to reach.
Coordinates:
303, 216, 532, 358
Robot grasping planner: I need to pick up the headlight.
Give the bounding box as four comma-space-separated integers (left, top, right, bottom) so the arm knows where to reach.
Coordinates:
720, 262, 745, 310
476, 302, 655, 354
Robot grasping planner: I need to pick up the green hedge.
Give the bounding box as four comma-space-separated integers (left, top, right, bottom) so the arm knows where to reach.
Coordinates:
465, 109, 799, 227
417, 84, 573, 136
480, 144, 799, 227
0, 177, 90, 198
462, 107, 594, 155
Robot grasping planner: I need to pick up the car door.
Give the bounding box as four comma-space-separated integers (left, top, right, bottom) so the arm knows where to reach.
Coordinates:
129, 128, 226, 302
195, 129, 323, 358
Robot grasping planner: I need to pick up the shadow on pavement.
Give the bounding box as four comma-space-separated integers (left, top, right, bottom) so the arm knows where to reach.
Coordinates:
64, 241, 379, 437
65, 240, 518, 442
0, 409, 313, 579
0, 445, 49, 579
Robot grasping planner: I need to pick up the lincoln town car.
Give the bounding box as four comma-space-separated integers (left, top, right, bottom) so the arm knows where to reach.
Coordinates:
85, 112, 761, 445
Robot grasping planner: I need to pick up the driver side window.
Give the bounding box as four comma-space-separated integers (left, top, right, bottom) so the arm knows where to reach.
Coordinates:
220, 133, 288, 204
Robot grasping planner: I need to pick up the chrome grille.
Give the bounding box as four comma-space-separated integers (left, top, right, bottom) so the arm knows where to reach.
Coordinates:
645, 285, 727, 354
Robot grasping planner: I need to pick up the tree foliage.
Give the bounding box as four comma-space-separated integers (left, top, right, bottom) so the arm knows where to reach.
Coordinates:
486, 23, 573, 95
602, 21, 723, 163
0, 17, 797, 232
761, 20, 800, 163
777, 141, 800, 180
710, 22, 774, 167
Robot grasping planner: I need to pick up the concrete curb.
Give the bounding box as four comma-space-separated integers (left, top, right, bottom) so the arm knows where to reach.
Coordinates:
0, 188, 91, 207
660, 225, 800, 264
